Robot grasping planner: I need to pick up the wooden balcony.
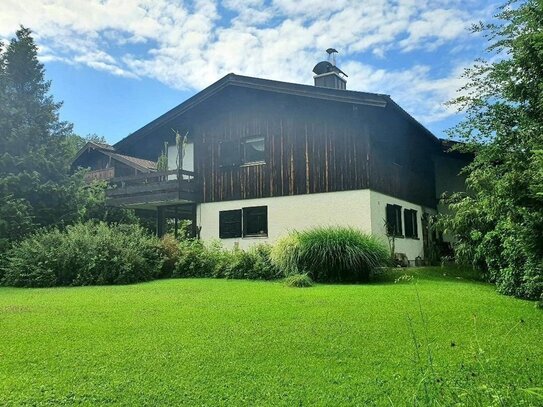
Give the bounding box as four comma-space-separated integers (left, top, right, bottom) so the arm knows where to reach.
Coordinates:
106, 170, 199, 207
85, 168, 115, 182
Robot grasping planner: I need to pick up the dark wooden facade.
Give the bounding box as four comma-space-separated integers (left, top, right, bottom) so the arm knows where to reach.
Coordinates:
116, 75, 441, 209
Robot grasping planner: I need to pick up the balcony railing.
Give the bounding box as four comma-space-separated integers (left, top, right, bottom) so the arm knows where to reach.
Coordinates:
84, 168, 115, 182
106, 169, 199, 207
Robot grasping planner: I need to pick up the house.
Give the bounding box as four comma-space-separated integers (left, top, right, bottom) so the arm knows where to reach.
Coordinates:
72, 141, 157, 182
75, 54, 469, 263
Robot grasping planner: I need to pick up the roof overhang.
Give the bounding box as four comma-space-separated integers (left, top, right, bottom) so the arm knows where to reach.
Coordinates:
114, 73, 390, 151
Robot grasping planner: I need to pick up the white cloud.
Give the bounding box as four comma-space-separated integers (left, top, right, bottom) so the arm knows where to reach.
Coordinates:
0, 0, 491, 125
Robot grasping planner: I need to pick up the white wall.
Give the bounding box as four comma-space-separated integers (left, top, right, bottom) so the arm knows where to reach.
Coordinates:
197, 190, 372, 250
167, 143, 194, 179
369, 190, 430, 261
196, 188, 432, 260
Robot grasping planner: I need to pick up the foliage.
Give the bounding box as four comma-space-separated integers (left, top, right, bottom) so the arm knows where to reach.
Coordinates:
0, 28, 138, 251
1, 222, 163, 287
442, 1, 543, 300
172, 241, 281, 280
271, 227, 390, 283
156, 142, 169, 172
0, 27, 92, 251
172, 239, 217, 278
0, 269, 541, 405
284, 273, 314, 288
157, 234, 180, 277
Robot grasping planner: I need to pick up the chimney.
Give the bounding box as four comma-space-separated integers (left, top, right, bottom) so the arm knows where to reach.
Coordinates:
312, 48, 348, 90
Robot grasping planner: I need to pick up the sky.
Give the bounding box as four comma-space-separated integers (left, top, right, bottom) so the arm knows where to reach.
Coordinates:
0, 0, 497, 144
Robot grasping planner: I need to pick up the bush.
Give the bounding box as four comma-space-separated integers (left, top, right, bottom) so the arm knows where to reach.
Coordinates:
1, 222, 164, 287
284, 274, 313, 288
271, 227, 390, 283
158, 234, 180, 278
173, 241, 281, 281
172, 239, 216, 278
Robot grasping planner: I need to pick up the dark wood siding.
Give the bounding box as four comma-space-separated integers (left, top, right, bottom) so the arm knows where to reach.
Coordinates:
367, 104, 438, 208
120, 84, 439, 208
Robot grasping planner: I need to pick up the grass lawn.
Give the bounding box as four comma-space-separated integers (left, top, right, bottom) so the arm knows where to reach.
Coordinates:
0, 268, 542, 406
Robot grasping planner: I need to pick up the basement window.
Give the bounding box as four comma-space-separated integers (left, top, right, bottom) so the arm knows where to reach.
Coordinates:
243, 206, 268, 237
386, 204, 403, 237
219, 209, 242, 238
404, 209, 419, 239
218, 206, 268, 239
242, 136, 265, 165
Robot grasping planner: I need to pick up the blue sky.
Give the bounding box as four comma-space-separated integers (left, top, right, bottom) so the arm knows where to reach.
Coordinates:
0, 0, 497, 144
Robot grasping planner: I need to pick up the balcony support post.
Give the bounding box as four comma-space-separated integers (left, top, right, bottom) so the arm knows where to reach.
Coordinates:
157, 206, 167, 237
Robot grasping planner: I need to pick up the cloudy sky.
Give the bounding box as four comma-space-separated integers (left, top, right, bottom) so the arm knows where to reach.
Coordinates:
0, 0, 496, 143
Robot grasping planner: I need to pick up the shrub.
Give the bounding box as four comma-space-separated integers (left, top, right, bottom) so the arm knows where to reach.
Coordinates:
284, 274, 313, 288
172, 239, 215, 278
173, 241, 281, 281
1, 222, 164, 287
269, 233, 301, 275
157, 234, 180, 278
272, 227, 390, 283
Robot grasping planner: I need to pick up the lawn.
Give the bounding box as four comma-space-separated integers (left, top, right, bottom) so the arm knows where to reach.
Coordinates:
0, 268, 542, 406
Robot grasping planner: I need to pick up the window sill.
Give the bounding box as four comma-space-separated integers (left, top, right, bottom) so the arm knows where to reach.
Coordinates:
405, 236, 420, 240
242, 234, 268, 239
240, 161, 266, 168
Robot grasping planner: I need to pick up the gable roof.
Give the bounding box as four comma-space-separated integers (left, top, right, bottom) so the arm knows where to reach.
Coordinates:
72, 141, 156, 172
106, 152, 157, 171
114, 73, 440, 151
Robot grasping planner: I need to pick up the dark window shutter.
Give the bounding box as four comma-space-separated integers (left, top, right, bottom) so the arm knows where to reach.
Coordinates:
386, 204, 395, 235
404, 209, 413, 238
386, 204, 403, 236
219, 210, 242, 238
395, 206, 403, 236
219, 140, 240, 168
413, 211, 418, 238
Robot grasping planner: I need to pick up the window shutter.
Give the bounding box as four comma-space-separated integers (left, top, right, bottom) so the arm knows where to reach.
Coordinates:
395, 206, 403, 236
219, 140, 240, 168
219, 210, 242, 238
386, 204, 394, 235
413, 211, 418, 238
404, 209, 413, 238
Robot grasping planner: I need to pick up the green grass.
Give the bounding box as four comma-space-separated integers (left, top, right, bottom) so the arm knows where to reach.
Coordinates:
0, 268, 542, 406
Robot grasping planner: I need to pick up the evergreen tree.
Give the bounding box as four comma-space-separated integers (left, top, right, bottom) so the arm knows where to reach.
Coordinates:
443, 0, 543, 299
0, 27, 87, 250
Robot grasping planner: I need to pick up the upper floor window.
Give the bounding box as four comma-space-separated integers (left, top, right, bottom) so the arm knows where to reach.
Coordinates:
404, 209, 419, 239
219, 140, 240, 168
386, 204, 403, 237
242, 136, 265, 165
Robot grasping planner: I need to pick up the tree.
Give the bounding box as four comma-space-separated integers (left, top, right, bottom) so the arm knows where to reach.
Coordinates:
443, 0, 543, 299
0, 27, 88, 251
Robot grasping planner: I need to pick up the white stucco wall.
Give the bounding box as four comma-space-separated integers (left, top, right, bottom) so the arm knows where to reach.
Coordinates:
196, 188, 432, 260
167, 143, 194, 179
197, 190, 372, 250
369, 190, 430, 261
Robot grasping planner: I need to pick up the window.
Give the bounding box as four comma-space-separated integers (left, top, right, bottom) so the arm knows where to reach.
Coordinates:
218, 206, 268, 238
386, 204, 403, 236
243, 206, 268, 237
242, 136, 265, 164
219, 140, 240, 168
404, 209, 419, 239
219, 210, 242, 238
